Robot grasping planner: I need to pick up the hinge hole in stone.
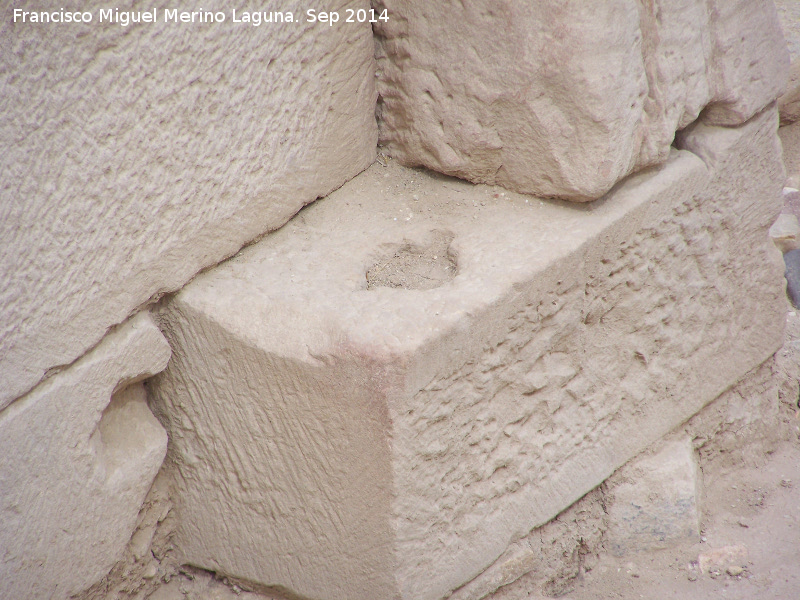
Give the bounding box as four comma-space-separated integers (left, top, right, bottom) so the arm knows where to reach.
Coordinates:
366, 230, 457, 290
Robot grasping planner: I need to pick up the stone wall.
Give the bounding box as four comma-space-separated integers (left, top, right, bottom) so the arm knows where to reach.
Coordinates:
148, 103, 785, 600
0, 3, 791, 600
1, 3, 376, 598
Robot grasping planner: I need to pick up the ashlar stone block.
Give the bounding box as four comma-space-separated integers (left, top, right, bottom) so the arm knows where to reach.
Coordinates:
0, 0, 377, 409
374, 0, 788, 202
0, 312, 171, 600
151, 107, 784, 600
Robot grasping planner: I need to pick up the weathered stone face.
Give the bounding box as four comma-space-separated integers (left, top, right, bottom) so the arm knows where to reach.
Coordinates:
0, 0, 377, 409
374, 0, 788, 202
150, 106, 784, 600
0, 313, 171, 600
605, 438, 702, 556
701, 0, 790, 125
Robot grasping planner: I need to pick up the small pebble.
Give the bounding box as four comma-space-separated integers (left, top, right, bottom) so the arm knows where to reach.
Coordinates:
143, 563, 158, 579
727, 565, 744, 577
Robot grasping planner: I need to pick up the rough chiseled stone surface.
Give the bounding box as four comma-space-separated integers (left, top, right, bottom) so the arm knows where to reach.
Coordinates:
776, 0, 800, 61
453, 352, 788, 600
448, 488, 606, 600
0, 313, 171, 600
374, 0, 788, 201
0, 0, 377, 409
151, 107, 784, 600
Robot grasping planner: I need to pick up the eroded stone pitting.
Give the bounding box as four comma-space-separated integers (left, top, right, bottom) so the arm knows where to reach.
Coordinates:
366, 230, 457, 290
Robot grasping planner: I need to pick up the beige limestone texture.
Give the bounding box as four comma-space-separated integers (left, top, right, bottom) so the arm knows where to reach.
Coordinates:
374, 0, 788, 201
780, 119, 800, 179
0, 0, 377, 410
448, 488, 605, 600
0, 312, 171, 600
769, 212, 800, 252
75, 470, 180, 600
779, 62, 800, 126
776, 0, 800, 124
151, 106, 784, 600
605, 438, 701, 556
458, 350, 791, 600
701, 0, 789, 125
776, 0, 800, 61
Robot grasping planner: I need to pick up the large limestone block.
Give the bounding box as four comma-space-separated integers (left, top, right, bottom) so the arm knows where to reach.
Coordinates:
0, 312, 171, 600
702, 0, 790, 125
374, 0, 787, 201
151, 107, 784, 600
0, 1, 377, 409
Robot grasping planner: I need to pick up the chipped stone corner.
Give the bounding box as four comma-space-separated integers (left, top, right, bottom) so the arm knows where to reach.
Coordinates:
0, 313, 171, 600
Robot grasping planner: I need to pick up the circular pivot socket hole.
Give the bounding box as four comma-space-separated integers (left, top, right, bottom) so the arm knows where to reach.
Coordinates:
366, 230, 457, 290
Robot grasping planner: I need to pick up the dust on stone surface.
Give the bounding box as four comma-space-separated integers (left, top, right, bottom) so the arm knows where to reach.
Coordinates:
366, 230, 457, 290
